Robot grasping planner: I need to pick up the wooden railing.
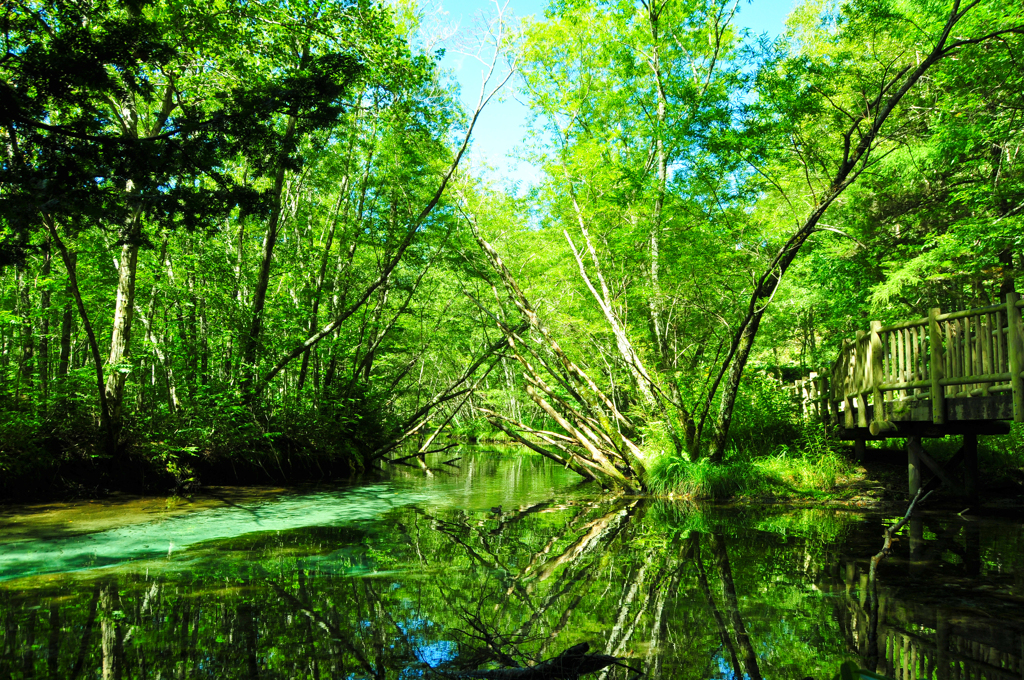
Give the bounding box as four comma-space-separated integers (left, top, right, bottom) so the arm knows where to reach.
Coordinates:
785, 293, 1024, 431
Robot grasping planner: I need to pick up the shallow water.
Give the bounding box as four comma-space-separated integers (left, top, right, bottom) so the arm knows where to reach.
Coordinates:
0, 447, 1021, 680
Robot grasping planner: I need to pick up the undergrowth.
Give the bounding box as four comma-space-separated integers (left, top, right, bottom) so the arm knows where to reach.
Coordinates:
645, 422, 858, 500
0, 376, 400, 501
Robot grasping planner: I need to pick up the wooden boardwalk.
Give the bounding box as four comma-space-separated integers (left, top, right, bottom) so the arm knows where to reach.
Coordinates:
786, 293, 1024, 500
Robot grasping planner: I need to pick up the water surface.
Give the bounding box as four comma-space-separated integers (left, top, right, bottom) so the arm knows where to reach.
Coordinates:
0, 447, 1020, 680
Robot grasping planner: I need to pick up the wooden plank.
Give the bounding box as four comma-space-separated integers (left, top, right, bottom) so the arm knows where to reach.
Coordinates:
857, 330, 869, 428
860, 419, 1011, 438
938, 303, 1005, 321
937, 303, 1003, 323
890, 331, 898, 386
940, 372, 1012, 387
879, 379, 932, 390
944, 394, 1014, 421
950, 319, 960, 381
983, 313, 994, 383
994, 310, 1006, 378
975, 315, 984, 392
880, 317, 930, 332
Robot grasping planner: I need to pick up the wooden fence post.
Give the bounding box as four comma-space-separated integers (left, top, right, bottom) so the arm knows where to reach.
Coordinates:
928, 307, 945, 424
870, 321, 885, 428
842, 339, 856, 429
1006, 292, 1024, 422
808, 372, 818, 419
818, 374, 829, 425
856, 329, 869, 428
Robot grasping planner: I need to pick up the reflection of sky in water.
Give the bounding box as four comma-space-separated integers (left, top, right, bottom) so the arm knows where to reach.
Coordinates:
715, 652, 744, 680
400, 616, 457, 670
0, 484, 434, 581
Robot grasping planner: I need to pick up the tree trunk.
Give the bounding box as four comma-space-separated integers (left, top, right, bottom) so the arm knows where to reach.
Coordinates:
646, 1, 673, 388
104, 213, 142, 440
16, 260, 34, 398
137, 235, 180, 412
57, 253, 76, 381
46, 605, 59, 680
692, 534, 742, 680
39, 241, 51, 402
68, 587, 100, 680
299, 186, 347, 391
46, 219, 116, 454
240, 111, 299, 398
187, 262, 198, 397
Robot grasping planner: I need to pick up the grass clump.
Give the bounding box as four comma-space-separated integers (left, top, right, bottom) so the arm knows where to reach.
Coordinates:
645, 423, 857, 500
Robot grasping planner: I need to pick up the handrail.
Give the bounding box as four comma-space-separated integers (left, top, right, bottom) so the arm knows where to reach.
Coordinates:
785, 294, 1024, 427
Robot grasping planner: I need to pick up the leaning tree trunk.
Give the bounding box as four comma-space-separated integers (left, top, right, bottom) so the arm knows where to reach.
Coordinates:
46, 218, 117, 457
702, 0, 1004, 461
710, 533, 762, 680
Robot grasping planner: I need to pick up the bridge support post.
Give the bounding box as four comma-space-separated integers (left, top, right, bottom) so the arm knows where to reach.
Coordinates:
963, 433, 978, 504
907, 436, 922, 496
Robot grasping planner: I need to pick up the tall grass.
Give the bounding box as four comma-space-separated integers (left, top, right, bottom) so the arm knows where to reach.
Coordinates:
644, 372, 857, 499
646, 444, 855, 500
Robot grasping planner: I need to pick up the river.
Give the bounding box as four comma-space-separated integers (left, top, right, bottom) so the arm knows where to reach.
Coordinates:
0, 447, 1021, 679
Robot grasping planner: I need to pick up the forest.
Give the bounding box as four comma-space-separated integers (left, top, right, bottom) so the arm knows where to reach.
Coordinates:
1, 0, 1023, 499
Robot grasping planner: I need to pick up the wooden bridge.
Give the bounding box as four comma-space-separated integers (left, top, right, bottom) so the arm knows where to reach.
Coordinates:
786, 293, 1024, 501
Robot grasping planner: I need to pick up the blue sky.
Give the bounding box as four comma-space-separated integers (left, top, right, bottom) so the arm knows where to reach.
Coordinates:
433, 0, 795, 188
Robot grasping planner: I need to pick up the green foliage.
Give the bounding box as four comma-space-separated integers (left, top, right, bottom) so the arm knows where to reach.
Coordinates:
981, 425, 1024, 482
647, 409, 854, 500
2, 0, 1022, 499
723, 372, 802, 459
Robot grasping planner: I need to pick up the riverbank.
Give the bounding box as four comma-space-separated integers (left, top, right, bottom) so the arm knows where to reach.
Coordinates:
646, 441, 1024, 510
0, 441, 364, 503
4, 432, 1024, 510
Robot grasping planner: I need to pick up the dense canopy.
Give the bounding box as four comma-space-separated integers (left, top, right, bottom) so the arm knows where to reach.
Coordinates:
1, 0, 1022, 497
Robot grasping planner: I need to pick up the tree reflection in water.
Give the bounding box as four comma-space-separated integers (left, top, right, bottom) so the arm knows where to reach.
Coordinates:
0, 499, 1020, 680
